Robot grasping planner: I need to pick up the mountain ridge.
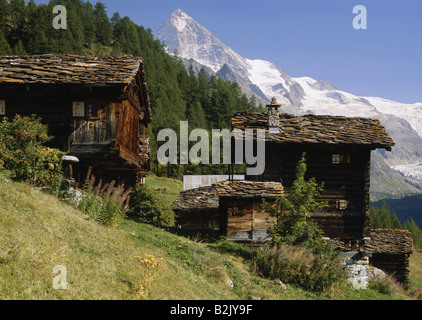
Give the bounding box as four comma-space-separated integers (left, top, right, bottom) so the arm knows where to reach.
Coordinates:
155, 9, 422, 200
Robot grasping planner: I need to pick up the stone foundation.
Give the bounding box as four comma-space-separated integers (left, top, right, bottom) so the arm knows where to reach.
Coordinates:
341, 251, 387, 289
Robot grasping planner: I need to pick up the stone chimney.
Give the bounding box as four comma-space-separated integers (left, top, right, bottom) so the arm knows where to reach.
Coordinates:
267, 97, 281, 132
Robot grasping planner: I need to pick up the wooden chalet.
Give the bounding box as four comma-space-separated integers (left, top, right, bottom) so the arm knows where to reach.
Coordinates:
173, 186, 220, 232
215, 180, 282, 241
231, 98, 395, 242
0, 54, 151, 186
366, 229, 414, 284
173, 180, 283, 242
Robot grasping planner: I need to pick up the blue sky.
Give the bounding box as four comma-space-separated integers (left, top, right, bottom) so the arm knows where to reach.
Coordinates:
35, 0, 422, 104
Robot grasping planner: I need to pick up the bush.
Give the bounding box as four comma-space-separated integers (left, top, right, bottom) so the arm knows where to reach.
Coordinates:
77, 171, 130, 227
256, 244, 346, 292
127, 184, 175, 227
262, 153, 327, 248
0, 114, 64, 186
78, 193, 125, 226
257, 154, 349, 292
368, 274, 398, 296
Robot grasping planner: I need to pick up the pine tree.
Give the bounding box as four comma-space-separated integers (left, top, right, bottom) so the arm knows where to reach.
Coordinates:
403, 217, 422, 249
0, 30, 12, 55
248, 94, 257, 111
66, 1, 85, 54
0, 0, 8, 32
7, 0, 29, 48
391, 211, 402, 229
197, 68, 210, 126
26, 0, 50, 54
263, 153, 327, 247
93, 2, 112, 46
82, 0, 97, 44
188, 101, 207, 129
238, 93, 250, 111
370, 200, 393, 229
13, 40, 27, 55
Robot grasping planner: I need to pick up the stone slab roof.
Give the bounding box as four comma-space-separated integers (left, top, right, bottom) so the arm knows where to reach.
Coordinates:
366, 229, 414, 254
231, 112, 394, 149
172, 186, 219, 210
172, 180, 284, 210
213, 180, 284, 198
0, 54, 143, 85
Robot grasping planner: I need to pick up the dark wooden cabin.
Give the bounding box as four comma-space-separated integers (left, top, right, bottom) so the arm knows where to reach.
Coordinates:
173, 180, 283, 242
215, 180, 282, 241
0, 54, 151, 186
231, 99, 395, 242
365, 229, 414, 284
173, 185, 220, 232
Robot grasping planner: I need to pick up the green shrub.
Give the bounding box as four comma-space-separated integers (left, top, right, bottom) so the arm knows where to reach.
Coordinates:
0, 114, 64, 186
256, 244, 345, 292
262, 153, 327, 248
256, 153, 348, 292
77, 172, 128, 227
78, 193, 125, 226
127, 184, 175, 227
368, 274, 397, 295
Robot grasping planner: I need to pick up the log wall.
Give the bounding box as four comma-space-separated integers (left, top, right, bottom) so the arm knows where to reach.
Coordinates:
117, 99, 140, 155
175, 208, 220, 231
221, 198, 277, 241
370, 253, 411, 284
0, 83, 147, 186
247, 143, 372, 239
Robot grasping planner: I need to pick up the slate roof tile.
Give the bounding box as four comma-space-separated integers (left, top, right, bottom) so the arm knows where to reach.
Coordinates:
366, 229, 414, 254
172, 181, 284, 210
0, 54, 143, 85
231, 112, 395, 148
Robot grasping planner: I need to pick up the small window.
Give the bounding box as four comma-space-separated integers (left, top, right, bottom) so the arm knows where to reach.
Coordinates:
336, 200, 348, 210
332, 154, 351, 165
85, 99, 101, 119
0, 100, 5, 116
233, 202, 244, 216
72, 101, 85, 117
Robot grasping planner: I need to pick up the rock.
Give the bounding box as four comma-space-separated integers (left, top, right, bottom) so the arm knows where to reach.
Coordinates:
368, 266, 387, 281
277, 280, 287, 291
227, 279, 234, 289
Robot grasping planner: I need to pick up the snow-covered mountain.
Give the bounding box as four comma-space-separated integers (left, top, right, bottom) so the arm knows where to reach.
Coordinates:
156, 9, 422, 199
156, 9, 250, 78
392, 163, 422, 180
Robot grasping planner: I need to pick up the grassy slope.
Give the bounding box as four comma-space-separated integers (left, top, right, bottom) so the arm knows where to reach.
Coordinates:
0, 173, 418, 300
409, 249, 422, 290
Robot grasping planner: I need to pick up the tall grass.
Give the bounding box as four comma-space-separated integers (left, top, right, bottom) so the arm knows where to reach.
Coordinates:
77, 168, 131, 226
256, 244, 346, 293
